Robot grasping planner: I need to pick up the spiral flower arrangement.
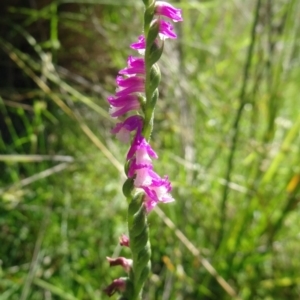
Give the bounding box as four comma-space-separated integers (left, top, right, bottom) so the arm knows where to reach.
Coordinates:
104, 1, 182, 299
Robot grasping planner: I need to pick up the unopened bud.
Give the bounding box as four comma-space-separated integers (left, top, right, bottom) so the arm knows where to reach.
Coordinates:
103, 278, 127, 297
107, 257, 132, 273
119, 234, 130, 247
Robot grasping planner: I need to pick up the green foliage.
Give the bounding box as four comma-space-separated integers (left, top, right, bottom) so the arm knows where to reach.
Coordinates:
1, 0, 300, 299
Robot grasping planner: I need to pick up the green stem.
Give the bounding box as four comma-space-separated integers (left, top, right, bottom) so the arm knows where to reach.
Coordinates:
127, 194, 151, 300
121, 1, 160, 298
142, 48, 154, 140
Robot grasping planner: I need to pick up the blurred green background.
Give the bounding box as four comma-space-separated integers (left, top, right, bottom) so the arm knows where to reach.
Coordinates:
1, 0, 300, 299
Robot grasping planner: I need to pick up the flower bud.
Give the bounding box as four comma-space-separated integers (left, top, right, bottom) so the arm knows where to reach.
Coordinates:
106, 257, 133, 273
103, 278, 127, 297
119, 234, 130, 247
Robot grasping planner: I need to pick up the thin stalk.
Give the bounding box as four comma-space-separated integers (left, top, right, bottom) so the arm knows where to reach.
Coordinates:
216, 0, 262, 250
143, 49, 154, 141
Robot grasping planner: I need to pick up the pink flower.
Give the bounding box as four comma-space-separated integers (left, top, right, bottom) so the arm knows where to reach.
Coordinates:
143, 189, 174, 212
108, 94, 141, 118
130, 19, 178, 52
127, 133, 158, 161
142, 174, 174, 212
116, 76, 145, 97
128, 159, 151, 179
130, 35, 146, 51
125, 131, 174, 211
132, 165, 175, 211
119, 56, 145, 75
115, 81, 145, 97
132, 165, 174, 212
127, 133, 158, 185
129, 161, 154, 186
107, 58, 145, 118
107, 4, 180, 214
111, 115, 143, 143
103, 278, 127, 297
133, 166, 170, 190
115, 75, 145, 97
155, 1, 183, 22
129, 163, 174, 209
106, 257, 132, 273
116, 76, 144, 88
119, 234, 130, 247
157, 19, 177, 39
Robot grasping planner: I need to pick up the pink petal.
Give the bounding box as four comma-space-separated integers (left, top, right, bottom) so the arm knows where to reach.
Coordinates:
155, 1, 183, 22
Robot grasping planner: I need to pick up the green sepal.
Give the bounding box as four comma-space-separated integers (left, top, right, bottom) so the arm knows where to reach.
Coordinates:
145, 89, 158, 121
143, 85, 158, 140
149, 64, 161, 94
131, 226, 149, 253
150, 88, 159, 108
139, 263, 151, 284
138, 95, 146, 111
122, 178, 134, 198
141, 115, 154, 141
145, 64, 160, 102
128, 268, 135, 284
124, 160, 130, 175
144, 2, 155, 34
142, 0, 154, 8
128, 193, 144, 228
148, 41, 164, 66
120, 278, 134, 299
137, 245, 151, 268
133, 244, 151, 287
134, 263, 151, 294
138, 95, 146, 105
146, 19, 159, 49
130, 205, 147, 238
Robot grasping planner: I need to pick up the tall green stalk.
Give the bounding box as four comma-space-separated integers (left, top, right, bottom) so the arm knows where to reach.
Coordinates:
104, 1, 182, 299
